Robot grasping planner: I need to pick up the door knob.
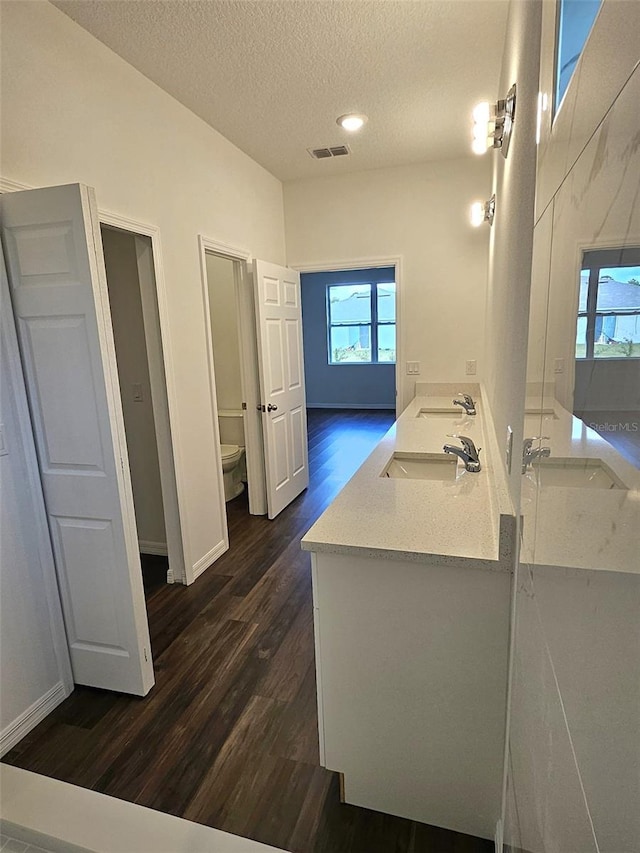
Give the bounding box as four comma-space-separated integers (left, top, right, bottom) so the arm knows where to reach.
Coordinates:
267, 403, 278, 412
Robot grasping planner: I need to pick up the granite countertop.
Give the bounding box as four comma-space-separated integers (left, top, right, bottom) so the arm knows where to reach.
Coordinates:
301, 390, 516, 571
521, 399, 640, 573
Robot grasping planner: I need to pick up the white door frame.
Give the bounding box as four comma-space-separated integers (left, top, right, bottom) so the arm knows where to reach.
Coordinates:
99, 213, 187, 585
291, 256, 404, 416
198, 235, 267, 517
99, 211, 186, 584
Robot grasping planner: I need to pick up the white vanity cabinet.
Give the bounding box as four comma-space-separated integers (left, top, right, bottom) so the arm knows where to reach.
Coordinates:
302, 388, 517, 841
310, 550, 510, 842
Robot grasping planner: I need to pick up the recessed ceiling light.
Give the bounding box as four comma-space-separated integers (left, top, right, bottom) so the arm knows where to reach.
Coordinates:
337, 113, 367, 132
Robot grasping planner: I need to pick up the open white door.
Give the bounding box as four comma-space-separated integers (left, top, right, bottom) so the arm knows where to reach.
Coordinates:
1, 184, 154, 696
253, 259, 309, 519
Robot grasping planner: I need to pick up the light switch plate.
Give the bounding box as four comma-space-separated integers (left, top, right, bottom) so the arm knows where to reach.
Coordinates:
132, 383, 144, 402
0, 424, 7, 457
554, 358, 564, 374
465, 359, 477, 375
406, 361, 420, 375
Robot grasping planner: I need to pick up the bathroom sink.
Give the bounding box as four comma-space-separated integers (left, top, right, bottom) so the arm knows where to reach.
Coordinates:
382, 453, 459, 481
416, 408, 466, 419
531, 457, 627, 490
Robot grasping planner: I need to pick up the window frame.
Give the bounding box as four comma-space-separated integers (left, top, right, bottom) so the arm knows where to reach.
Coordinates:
326, 281, 396, 365
576, 247, 640, 360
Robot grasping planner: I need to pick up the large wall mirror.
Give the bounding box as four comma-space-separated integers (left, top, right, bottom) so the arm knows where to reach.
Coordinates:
505, 55, 639, 853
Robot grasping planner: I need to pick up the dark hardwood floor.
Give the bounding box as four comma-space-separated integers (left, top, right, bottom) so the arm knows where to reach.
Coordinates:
5, 409, 492, 853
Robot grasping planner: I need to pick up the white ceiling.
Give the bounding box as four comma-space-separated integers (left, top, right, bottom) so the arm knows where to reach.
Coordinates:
52, 0, 509, 182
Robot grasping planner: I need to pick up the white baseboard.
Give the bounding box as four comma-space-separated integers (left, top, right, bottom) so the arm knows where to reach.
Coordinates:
495, 818, 503, 852
139, 540, 168, 556
307, 403, 395, 410
1, 681, 70, 757
190, 538, 228, 583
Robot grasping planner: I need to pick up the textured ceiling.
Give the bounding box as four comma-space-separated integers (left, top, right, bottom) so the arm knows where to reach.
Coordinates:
52, 0, 509, 182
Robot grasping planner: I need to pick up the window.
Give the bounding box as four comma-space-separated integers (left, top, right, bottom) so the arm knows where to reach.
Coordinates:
555, 0, 602, 115
327, 281, 396, 364
576, 249, 640, 359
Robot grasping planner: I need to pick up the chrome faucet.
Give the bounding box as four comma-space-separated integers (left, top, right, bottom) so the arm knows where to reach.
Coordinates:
522, 436, 551, 474
443, 435, 482, 472
452, 393, 477, 416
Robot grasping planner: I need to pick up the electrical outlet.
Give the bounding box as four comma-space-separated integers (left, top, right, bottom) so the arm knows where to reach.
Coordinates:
406, 361, 420, 375
465, 359, 477, 376
554, 358, 564, 374
505, 425, 513, 474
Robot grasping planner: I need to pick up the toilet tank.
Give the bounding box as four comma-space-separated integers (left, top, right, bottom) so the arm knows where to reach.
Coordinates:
218, 409, 245, 446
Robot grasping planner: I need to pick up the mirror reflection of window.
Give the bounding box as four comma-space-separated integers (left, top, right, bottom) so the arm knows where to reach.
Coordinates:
574, 247, 640, 468
575, 250, 640, 359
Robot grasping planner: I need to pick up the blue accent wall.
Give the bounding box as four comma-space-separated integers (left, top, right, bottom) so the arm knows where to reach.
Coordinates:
301, 268, 396, 408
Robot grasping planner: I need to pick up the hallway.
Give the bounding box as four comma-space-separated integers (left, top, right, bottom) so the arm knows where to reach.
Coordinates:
4, 410, 491, 853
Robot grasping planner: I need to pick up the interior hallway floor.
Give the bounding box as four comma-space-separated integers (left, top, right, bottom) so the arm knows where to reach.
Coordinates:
4, 409, 493, 853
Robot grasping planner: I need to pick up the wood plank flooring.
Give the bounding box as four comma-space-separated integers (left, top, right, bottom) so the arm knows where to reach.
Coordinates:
5, 409, 493, 853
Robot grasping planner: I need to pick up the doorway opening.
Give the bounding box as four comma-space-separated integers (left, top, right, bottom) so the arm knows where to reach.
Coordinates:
201, 243, 310, 522
100, 224, 183, 593
202, 247, 267, 528
299, 264, 400, 414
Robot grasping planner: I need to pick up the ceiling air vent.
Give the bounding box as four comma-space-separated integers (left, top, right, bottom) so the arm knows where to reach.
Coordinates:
308, 145, 351, 160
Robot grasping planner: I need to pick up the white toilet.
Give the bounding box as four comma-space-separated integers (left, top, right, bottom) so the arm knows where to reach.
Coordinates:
220, 443, 245, 502
218, 409, 246, 502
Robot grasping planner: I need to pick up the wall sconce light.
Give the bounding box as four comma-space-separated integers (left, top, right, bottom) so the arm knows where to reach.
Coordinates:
471, 84, 517, 158
470, 195, 496, 227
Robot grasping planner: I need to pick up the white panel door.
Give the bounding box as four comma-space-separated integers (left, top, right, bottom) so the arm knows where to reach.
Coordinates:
253, 259, 309, 519
1, 184, 154, 696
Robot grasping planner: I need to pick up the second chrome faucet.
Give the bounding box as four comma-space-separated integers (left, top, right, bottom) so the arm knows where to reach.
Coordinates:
521, 436, 551, 474
443, 435, 482, 473
453, 393, 477, 416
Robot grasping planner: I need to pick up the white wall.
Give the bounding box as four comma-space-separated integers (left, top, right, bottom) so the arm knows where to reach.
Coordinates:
1, 258, 72, 756
102, 227, 166, 550
483, 0, 542, 506
0, 0, 286, 577
283, 158, 492, 412
206, 253, 243, 413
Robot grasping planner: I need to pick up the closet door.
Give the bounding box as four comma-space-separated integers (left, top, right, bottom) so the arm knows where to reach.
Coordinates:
253, 258, 309, 518
1, 183, 154, 696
